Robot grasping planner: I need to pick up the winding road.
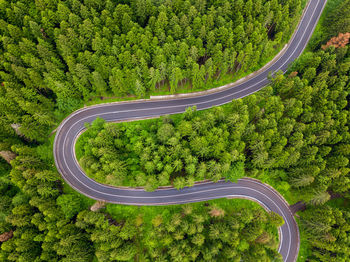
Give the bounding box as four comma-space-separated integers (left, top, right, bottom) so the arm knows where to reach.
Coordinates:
54, 0, 327, 261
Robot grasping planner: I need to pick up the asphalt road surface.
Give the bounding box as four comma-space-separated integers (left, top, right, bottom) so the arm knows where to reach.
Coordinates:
54, 0, 327, 261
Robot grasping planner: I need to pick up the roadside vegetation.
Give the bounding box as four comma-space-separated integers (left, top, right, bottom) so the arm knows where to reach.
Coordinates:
1, 0, 350, 261
0, 146, 282, 261
77, 106, 246, 190
0, 0, 302, 142
79, 45, 350, 207
307, 0, 350, 51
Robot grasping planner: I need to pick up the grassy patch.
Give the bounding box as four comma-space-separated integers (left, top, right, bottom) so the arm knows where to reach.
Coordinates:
327, 197, 348, 209
106, 197, 263, 221
84, 95, 145, 106
295, 217, 311, 262
75, 130, 88, 161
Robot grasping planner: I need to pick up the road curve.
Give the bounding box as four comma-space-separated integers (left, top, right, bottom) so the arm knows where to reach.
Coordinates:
54, 0, 326, 261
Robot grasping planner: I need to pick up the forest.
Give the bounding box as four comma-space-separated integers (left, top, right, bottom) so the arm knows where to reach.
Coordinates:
1, 0, 350, 261
0, 0, 302, 142
79, 44, 350, 205
1, 148, 282, 261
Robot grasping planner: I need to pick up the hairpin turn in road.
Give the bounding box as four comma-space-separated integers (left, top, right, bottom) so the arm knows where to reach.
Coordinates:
53, 0, 327, 261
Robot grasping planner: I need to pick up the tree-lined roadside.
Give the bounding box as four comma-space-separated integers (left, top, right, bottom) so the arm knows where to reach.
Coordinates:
78, 45, 350, 208
2, 0, 350, 261
0, 0, 303, 142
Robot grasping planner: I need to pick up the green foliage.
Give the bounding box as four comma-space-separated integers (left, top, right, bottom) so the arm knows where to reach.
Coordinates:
1, 1, 350, 262
0, 143, 282, 261
226, 161, 245, 182
141, 201, 282, 261
78, 105, 247, 188
307, 0, 348, 50
301, 205, 350, 261
80, 47, 350, 200
56, 194, 83, 219
1, 146, 94, 262
0, 0, 302, 142
324, 0, 350, 37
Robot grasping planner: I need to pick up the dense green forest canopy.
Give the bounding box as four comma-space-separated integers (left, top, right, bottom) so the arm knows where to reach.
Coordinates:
0, 147, 282, 261
79, 46, 350, 204
0, 1, 302, 261
1, 0, 350, 261
323, 0, 350, 39
300, 202, 350, 261
0, 0, 301, 142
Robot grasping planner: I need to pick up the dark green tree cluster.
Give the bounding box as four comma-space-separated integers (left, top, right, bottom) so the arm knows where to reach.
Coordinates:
80, 46, 350, 204
79, 106, 247, 190
2, 1, 350, 261
0, 145, 93, 261
144, 204, 283, 261
76, 210, 138, 261
0, 0, 301, 142
300, 204, 350, 261
0, 143, 140, 261
323, 0, 350, 38
243, 46, 350, 203
0, 143, 282, 261
308, 0, 350, 50
0, 159, 16, 245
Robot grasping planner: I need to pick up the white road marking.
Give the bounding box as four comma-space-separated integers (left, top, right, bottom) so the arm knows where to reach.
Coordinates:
53, 1, 327, 261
